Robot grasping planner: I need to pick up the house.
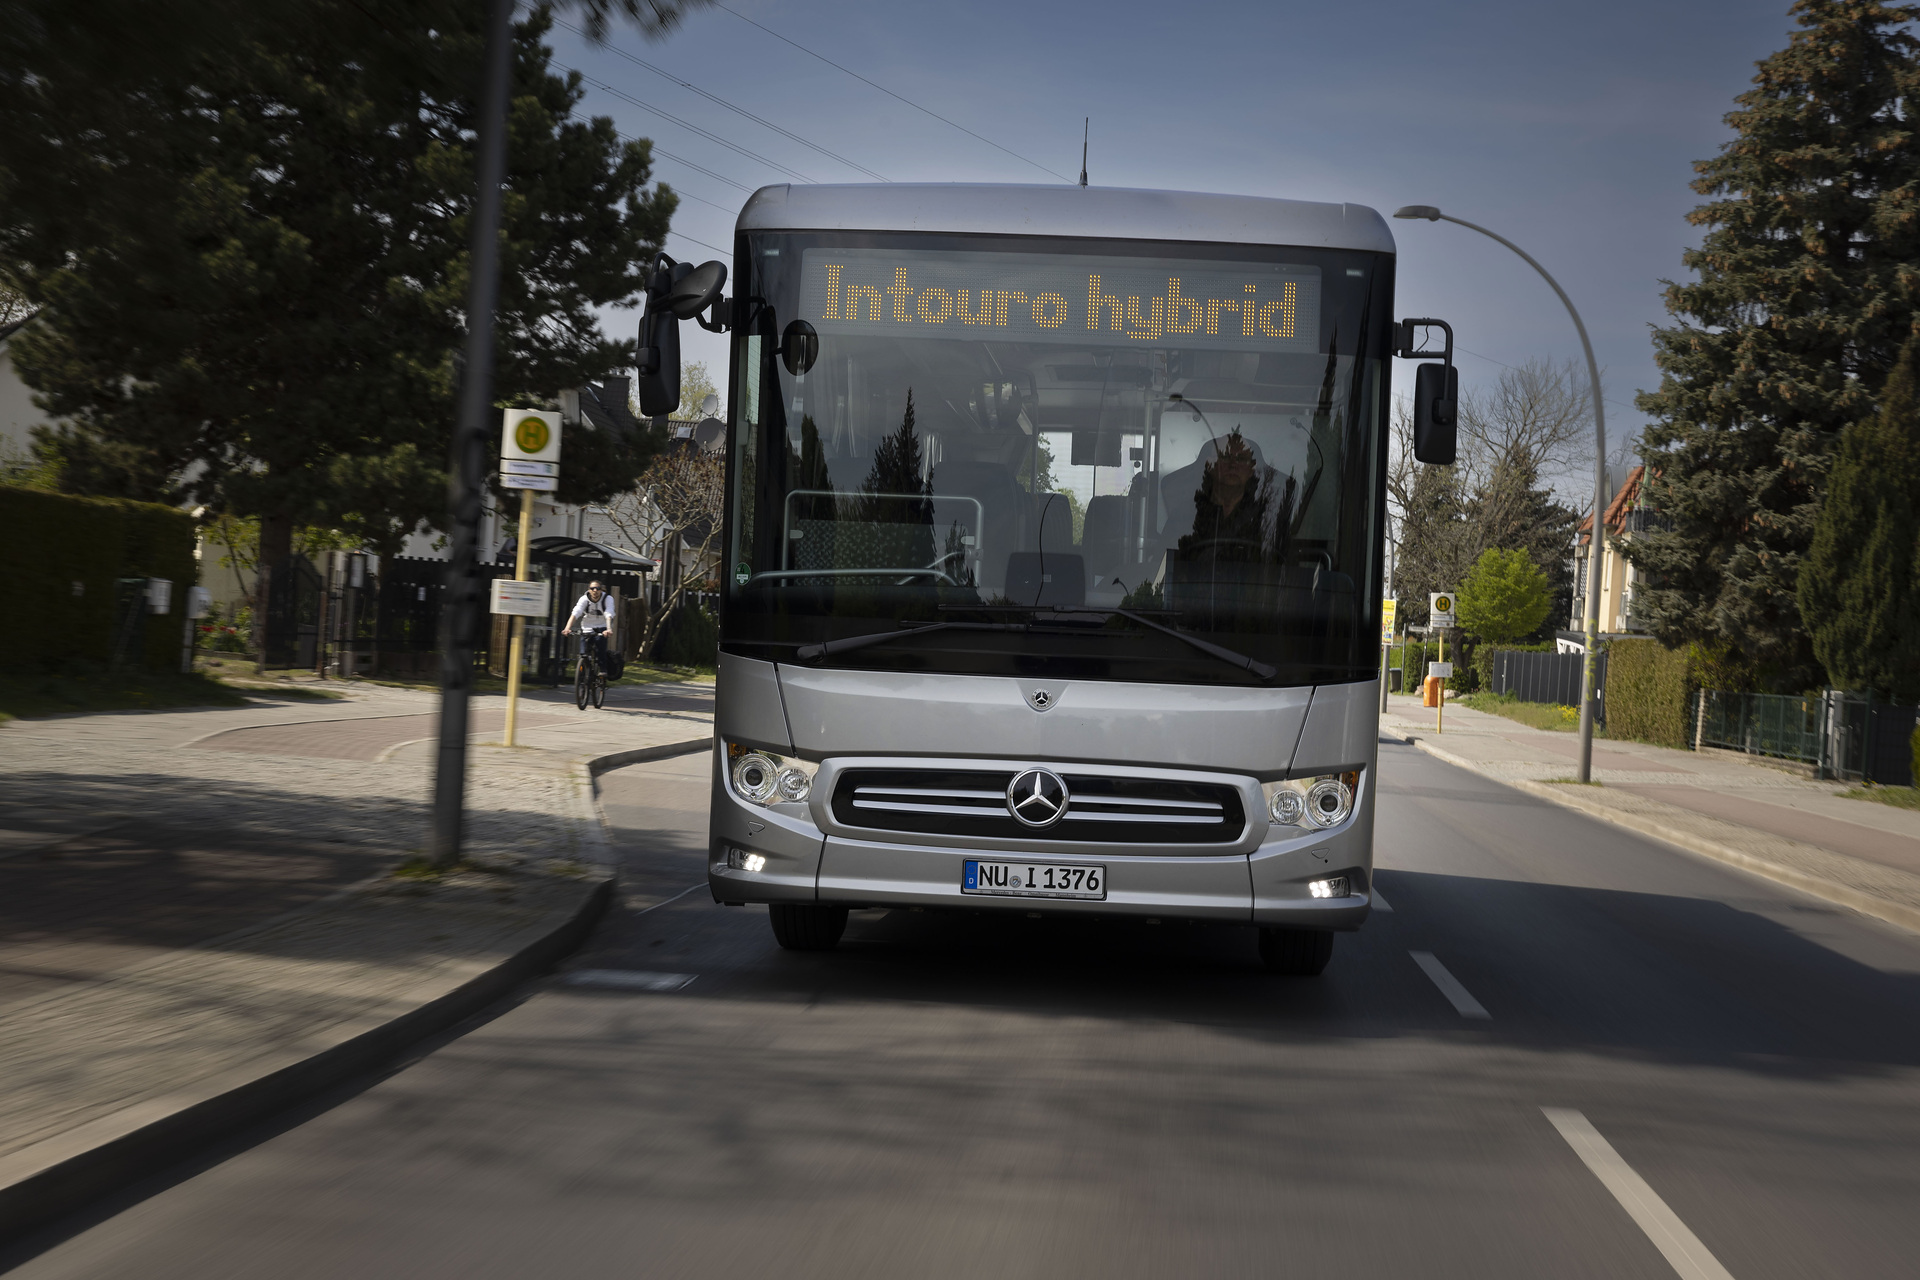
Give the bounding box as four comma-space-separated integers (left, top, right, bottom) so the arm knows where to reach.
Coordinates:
602, 413, 725, 600
0, 313, 54, 470
1560, 464, 1651, 652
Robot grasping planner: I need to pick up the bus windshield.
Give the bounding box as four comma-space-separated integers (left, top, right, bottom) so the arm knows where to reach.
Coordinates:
721, 230, 1389, 687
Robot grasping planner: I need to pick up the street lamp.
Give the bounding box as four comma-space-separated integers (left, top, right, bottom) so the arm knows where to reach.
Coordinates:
1393, 205, 1608, 784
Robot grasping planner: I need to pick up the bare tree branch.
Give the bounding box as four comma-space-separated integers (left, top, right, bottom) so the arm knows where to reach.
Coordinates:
602, 446, 724, 658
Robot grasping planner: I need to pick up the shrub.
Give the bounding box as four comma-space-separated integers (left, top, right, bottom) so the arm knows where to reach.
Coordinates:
1457, 547, 1552, 645
1606, 638, 1693, 748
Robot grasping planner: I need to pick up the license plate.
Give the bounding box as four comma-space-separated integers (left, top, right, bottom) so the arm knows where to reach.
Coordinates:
962, 859, 1106, 900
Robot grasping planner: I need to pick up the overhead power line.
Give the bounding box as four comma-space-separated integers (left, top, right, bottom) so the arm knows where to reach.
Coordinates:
643, 140, 754, 193
554, 16, 889, 182
713, 2, 1073, 184
668, 228, 729, 256
564, 65, 819, 183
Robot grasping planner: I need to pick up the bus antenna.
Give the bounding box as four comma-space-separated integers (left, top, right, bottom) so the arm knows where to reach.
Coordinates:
1079, 118, 1088, 187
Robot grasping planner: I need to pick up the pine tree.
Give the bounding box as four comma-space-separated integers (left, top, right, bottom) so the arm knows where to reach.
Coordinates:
0, 1, 678, 559
1627, 0, 1920, 686
1798, 339, 1920, 699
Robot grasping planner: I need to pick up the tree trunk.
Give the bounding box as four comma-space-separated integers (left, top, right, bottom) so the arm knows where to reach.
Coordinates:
258, 512, 294, 574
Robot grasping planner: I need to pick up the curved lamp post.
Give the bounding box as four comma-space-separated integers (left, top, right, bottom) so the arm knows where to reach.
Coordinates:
1392, 205, 1607, 784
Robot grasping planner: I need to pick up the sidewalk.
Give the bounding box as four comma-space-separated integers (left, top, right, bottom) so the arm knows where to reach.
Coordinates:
0, 677, 713, 1238
1381, 692, 1920, 934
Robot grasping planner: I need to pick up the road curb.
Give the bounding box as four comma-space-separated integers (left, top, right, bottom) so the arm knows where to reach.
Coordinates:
0, 876, 611, 1246
1394, 731, 1920, 937
585, 736, 712, 777
0, 735, 715, 1243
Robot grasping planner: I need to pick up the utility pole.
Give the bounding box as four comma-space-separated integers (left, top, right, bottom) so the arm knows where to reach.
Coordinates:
428, 0, 514, 868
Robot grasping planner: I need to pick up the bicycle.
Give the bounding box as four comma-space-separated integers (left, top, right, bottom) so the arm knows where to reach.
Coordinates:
573, 632, 608, 710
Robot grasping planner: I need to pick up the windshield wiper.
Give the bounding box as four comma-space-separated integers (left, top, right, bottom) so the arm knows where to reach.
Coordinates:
794, 620, 1024, 664
937, 605, 1278, 681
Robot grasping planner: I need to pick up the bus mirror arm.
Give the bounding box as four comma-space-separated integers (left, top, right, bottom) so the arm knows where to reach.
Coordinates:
1395, 318, 1457, 466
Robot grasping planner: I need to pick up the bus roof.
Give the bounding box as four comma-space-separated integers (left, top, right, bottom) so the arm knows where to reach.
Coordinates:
734, 183, 1395, 255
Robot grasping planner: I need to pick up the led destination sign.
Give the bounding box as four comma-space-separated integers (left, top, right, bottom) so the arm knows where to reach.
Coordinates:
799, 248, 1321, 352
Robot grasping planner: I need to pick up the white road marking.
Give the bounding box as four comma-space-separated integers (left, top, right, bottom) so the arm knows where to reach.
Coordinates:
564, 969, 697, 993
623, 884, 703, 915
1371, 888, 1393, 912
1542, 1108, 1737, 1280
1409, 950, 1490, 1019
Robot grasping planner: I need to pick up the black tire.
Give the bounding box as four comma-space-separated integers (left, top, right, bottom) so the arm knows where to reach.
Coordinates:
574, 658, 590, 710
768, 904, 849, 951
1259, 926, 1333, 975
591, 665, 606, 708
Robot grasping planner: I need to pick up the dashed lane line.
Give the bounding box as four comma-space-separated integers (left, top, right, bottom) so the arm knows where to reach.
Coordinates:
1542, 1108, 1737, 1280
563, 969, 697, 993
1410, 950, 1490, 1019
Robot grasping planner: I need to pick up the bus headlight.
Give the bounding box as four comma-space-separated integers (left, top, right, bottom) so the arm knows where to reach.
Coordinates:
1305, 777, 1353, 828
727, 743, 818, 807
1263, 771, 1359, 830
1269, 789, 1307, 826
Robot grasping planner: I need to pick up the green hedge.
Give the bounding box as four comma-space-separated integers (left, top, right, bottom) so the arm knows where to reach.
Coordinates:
1606, 638, 1693, 748
0, 485, 198, 671
653, 603, 718, 667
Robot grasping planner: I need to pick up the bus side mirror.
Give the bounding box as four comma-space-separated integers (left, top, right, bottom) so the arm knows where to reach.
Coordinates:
780, 320, 818, 376
1397, 317, 1457, 465
1414, 363, 1458, 464
665, 260, 727, 319
636, 256, 725, 417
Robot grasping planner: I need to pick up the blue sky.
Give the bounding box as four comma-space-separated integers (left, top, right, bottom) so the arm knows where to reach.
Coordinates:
551, 0, 1794, 447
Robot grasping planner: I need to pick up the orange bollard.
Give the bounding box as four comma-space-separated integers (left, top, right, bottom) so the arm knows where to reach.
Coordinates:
1422, 675, 1442, 708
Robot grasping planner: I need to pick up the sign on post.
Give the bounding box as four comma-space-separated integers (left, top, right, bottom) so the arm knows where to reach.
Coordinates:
489, 579, 552, 616
501, 410, 562, 491
1428, 661, 1454, 678
1429, 591, 1456, 628
1380, 599, 1398, 645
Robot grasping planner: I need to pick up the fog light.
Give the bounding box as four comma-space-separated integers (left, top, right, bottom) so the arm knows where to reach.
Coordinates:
731, 753, 779, 804
775, 766, 812, 802
1269, 789, 1306, 826
727, 848, 767, 873
1309, 876, 1350, 899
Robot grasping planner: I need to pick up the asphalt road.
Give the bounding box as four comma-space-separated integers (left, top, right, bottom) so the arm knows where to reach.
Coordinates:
8, 739, 1920, 1279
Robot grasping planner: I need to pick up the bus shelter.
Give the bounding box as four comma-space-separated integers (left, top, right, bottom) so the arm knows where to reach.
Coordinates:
494, 535, 655, 683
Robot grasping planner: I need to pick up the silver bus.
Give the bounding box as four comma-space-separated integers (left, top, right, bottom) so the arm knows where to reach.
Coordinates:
634, 183, 1456, 975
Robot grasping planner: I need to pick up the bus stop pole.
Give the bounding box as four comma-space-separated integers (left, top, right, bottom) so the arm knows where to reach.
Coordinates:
503, 489, 533, 747
428, 0, 514, 868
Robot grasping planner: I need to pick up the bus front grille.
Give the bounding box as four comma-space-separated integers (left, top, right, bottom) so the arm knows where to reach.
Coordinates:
831, 769, 1246, 845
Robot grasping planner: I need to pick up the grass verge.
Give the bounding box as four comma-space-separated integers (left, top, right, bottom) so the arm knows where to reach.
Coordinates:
0, 668, 251, 719
1841, 785, 1920, 811
1458, 691, 1582, 732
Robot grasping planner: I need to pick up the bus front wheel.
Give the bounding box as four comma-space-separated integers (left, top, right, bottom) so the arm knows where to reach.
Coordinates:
1259, 926, 1333, 976
769, 904, 849, 951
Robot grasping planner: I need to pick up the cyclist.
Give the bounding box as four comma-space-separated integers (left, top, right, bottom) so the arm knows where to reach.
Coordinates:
561, 580, 615, 672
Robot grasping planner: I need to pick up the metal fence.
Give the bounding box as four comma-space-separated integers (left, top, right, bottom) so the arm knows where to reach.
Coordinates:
1489, 649, 1603, 711
1692, 690, 1823, 766
1819, 690, 1917, 786
1690, 688, 1917, 782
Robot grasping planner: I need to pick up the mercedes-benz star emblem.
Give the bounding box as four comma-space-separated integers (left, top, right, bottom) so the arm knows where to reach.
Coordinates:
1028, 689, 1053, 711
1006, 768, 1070, 828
